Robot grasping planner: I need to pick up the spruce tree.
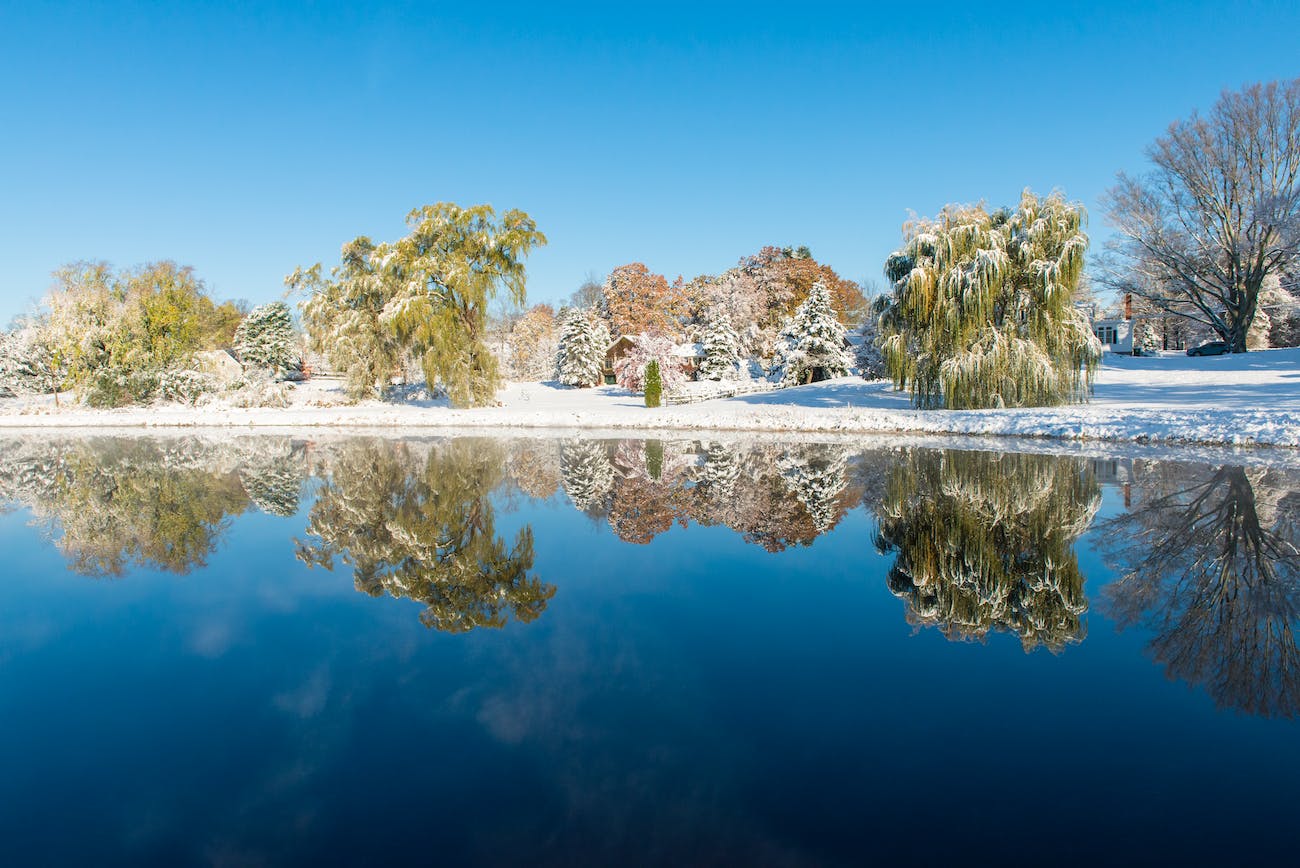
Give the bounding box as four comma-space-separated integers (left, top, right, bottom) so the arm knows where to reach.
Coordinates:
697, 307, 741, 380
234, 301, 297, 373
776, 282, 852, 386
643, 359, 662, 407
555, 308, 609, 387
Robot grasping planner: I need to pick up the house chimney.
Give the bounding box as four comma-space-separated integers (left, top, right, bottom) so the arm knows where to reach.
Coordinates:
1124, 293, 1132, 320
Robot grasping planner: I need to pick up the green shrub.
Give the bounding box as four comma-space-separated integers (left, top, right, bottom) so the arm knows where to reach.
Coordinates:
643, 360, 662, 408
84, 368, 160, 407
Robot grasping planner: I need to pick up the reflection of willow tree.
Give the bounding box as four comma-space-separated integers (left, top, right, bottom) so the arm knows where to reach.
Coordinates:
0, 438, 252, 576
296, 439, 553, 632
1100, 463, 1300, 718
874, 450, 1099, 653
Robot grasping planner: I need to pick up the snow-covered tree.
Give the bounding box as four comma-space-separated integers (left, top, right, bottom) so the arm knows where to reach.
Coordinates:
561, 440, 615, 515
1132, 319, 1161, 356
697, 307, 741, 380
294, 203, 546, 405
233, 301, 297, 373
555, 308, 608, 387
507, 304, 558, 381
612, 334, 688, 393
880, 190, 1101, 409
854, 302, 887, 380
775, 282, 852, 386
0, 323, 62, 399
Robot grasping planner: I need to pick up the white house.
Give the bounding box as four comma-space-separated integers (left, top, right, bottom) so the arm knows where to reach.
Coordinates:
1081, 294, 1135, 354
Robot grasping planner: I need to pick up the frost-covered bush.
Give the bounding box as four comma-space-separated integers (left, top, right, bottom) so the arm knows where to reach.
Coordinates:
613, 334, 688, 393
234, 301, 297, 373
224, 373, 291, 408
158, 368, 217, 405
84, 368, 161, 408
775, 282, 852, 386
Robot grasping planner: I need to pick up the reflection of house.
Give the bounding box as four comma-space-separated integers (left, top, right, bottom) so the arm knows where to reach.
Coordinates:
602, 335, 704, 384
1089, 457, 1134, 507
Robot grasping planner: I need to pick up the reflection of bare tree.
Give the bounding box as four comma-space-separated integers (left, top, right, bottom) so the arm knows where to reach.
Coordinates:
297, 439, 553, 633
1100, 463, 1300, 718
505, 439, 562, 502
874, 450, 1099, 653
0, 438, 255, 576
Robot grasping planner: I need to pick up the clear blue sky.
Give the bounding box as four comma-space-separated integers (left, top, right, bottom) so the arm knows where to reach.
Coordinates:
2, 0, 1297, 324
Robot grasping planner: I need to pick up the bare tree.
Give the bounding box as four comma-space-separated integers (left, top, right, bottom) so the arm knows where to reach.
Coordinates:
1103, 79, 1300, 352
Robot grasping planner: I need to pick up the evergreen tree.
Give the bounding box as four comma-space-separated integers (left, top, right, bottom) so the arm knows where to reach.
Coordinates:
644, 359, 662, 407
555, 308, 608, 386
697, 307, 741, 380
776, 281, 852, 386
779, 444, 849, 534
233, 301, 297, 373
879, 190, 1100, 409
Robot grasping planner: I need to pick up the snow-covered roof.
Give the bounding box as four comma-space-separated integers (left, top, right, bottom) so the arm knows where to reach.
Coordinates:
672, 342, 704, 357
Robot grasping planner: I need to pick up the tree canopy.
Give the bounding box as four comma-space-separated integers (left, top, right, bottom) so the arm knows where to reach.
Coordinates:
879, 190, 1100, 409
294, 203, 546, 405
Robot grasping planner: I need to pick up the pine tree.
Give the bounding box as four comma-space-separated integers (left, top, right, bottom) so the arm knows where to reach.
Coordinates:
879, 190, 1100, 409
644, 359, 662, 407
234, 301, 297, 373
555, 308, 608, 386
776, 282, 852, 386
697, 307, 741, 380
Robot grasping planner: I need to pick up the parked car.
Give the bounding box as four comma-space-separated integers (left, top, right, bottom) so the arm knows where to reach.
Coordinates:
1186, 341, 1229, 356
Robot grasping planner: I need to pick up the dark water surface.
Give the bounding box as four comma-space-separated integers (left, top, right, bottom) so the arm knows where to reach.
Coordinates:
1, 434, 1297, 866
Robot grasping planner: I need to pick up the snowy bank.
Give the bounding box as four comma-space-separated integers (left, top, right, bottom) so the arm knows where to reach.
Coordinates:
1, 348, 1298, 449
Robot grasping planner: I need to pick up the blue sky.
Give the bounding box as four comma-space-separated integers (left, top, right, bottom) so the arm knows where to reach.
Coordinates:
2, 0, 1297, 323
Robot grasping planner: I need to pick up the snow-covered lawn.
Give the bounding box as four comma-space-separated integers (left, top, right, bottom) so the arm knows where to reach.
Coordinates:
2, 348, 1299, 448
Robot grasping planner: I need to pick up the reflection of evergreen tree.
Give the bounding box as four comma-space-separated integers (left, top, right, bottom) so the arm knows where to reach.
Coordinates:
699, 441, 741, 506
297, 439, 552, 633
236, 439, 308, 517
779, 444, 850, 534
0, 437, 251, 576
560, 440, 615, 516
874, 450, 1098, 653
1100, 463, 1300, 718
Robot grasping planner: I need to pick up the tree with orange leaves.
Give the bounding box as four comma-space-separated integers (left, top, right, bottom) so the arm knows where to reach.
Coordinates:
740, 246, 866, 327
601, 263, 688, 337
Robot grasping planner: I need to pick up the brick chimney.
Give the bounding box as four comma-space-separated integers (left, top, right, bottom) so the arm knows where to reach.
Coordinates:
1124, 293, 1133, 320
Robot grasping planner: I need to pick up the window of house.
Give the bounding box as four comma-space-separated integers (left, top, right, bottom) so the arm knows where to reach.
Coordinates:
1094, 325, 1117, 345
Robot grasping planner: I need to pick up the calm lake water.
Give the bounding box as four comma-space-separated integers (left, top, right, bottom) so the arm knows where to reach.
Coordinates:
1, 434, 1297, 866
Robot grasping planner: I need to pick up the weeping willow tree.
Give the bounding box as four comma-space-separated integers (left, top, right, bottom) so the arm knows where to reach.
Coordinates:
873, 449, 1100, 653
296, 438, 552, 632
879, 190, 1101, 409
294, 203, 546, 406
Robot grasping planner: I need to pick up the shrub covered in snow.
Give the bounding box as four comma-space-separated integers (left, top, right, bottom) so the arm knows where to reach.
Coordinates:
158, 368, 218, 405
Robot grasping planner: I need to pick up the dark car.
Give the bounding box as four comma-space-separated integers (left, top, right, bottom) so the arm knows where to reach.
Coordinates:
1186, 341, 1230, 356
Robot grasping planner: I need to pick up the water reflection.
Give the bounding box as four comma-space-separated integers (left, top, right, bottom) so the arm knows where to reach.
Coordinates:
873, 449, 1098, 653
1099, 462, 1300, 718
0, 437, 304, 576
296, 439, 553, 633
3, 434, 1300, 716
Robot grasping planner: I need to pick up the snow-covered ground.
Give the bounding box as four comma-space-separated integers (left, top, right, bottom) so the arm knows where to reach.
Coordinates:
1, 349, 1298, 449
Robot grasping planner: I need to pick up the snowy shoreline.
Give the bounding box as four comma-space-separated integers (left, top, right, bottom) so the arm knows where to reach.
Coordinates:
2, 349, 1297, 450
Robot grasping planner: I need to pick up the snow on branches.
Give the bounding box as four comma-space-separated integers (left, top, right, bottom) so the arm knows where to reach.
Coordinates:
612, 334, 688, 393
774, 282, 852, 386
234, 301, 297, 373
555, 308, 609, 387
697, 307, 742, 381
